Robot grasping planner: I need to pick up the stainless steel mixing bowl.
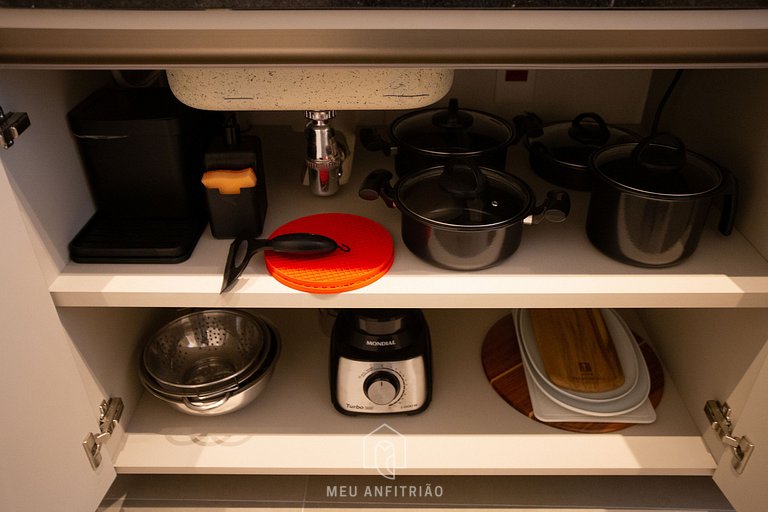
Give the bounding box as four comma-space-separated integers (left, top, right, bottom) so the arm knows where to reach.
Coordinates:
139, 321, 281, 416
141, 309, 271, 398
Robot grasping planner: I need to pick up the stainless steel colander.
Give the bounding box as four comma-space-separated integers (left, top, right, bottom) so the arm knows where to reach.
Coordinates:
141, 309, 269, 396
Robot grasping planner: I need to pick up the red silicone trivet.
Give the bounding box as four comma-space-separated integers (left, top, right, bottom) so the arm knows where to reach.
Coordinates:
264, 213, 394, 293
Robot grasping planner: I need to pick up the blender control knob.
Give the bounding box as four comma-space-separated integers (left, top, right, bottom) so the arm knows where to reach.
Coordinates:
364, 371, 401, 405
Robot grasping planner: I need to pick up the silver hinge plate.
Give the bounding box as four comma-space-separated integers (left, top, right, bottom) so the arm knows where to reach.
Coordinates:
705, 400, 755, 474
82, 397, 123, 470
0, 106, 31, 149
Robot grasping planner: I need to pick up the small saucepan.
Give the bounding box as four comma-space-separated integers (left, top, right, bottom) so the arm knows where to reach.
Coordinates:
360, 159, 570, 270
586, 133, 737, 267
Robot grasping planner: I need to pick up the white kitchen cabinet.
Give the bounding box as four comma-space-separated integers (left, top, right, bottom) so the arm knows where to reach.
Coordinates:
0, 141, 115, 512
2, 7, 768, 512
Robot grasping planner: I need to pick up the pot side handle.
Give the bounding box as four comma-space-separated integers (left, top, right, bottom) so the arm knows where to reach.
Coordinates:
359, 169, 397, 208
359, 128, 394, 156
182, 392, 231, 412
525, 190, 571, 225
718, 168, 738, 236
511, 112, 544, 143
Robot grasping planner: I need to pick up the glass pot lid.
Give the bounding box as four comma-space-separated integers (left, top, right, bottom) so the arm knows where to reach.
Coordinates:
591, 135, 725, 197
525, 112, 639, 169
390, 98, 516, 157
395, 159, 534, 228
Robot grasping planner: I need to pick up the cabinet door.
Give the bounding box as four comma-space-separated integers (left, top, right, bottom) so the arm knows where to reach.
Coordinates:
0, 160, 115, 511
714, 348, 768, 512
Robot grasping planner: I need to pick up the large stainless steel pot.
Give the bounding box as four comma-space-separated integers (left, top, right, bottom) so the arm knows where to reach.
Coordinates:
586, 134, 737, 267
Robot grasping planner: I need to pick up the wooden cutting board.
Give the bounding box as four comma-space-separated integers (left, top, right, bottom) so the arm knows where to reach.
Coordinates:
481, 312, 664, 433
528, 308, 624, 393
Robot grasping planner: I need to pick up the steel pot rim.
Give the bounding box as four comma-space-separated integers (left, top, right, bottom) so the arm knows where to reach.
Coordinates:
399, 145, 509, 159
590, 142, 726, 200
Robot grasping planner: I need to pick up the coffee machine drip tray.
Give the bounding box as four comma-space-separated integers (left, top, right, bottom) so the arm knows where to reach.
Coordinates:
68, 212, 206, 264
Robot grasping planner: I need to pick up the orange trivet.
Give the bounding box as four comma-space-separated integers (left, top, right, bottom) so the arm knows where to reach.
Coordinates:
264, 213, 394, 294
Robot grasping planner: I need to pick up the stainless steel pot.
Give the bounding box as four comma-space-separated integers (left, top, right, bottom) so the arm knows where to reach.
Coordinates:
361, 98, 522, 177
360, 159, 570, 270
522, 112, 640, 191
586, 133, 737, 267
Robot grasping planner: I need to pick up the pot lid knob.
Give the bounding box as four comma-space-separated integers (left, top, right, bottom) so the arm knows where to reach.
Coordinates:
431, 98, 474, 130
439, 158, 487, 199
568, 112, 611, 146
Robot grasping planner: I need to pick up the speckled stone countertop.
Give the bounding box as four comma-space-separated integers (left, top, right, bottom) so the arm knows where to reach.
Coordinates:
1, 0, 766, 9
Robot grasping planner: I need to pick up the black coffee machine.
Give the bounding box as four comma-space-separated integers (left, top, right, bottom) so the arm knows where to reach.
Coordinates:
67, 86, 207, 263
330, 309, 432, 415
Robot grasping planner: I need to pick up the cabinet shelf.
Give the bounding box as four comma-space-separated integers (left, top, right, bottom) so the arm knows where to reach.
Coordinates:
114, 309, 716, 475
49, 127, 768, 309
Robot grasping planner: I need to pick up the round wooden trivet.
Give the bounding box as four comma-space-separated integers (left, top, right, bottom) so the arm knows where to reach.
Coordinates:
481, 313, 665, 433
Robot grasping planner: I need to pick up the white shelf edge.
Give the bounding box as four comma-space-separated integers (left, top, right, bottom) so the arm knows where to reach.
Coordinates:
114, 433, 715, 476
49, 274, 768, 308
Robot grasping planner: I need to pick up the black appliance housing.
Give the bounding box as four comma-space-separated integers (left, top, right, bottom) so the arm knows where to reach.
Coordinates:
67, 86, 206, 263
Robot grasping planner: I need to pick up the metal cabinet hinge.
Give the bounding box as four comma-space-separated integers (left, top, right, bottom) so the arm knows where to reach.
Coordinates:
0, 105, 31, 149
705, 400, 755, 474
82, 397, 123, 470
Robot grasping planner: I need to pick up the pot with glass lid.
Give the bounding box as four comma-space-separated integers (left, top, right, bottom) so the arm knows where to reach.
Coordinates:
586, 133, 738, 267
522, 112, 640, 191
361, 98, 526, 177
360, 158, 570, 270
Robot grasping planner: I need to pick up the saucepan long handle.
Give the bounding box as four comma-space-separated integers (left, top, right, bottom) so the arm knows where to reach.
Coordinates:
220, 233, 346, 293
